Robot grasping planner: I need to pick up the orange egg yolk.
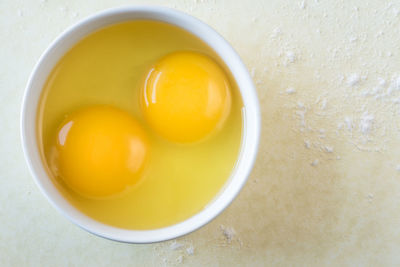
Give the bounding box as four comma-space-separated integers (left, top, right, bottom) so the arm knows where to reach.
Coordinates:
56, 106, 149, 198
141, 51, 232, 143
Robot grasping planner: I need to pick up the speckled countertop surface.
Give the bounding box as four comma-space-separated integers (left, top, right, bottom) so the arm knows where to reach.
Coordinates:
2, 0, 400, 266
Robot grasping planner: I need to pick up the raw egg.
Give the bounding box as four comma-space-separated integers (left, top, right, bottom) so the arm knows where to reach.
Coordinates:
141, 51, 232, 143
55, 106, 149, 198
39, 21, 243, 229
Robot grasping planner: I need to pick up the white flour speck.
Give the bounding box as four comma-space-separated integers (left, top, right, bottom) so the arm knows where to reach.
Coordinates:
349, 36, 358, 43
347, 73, 360, 86
344, 117, 353, 131
271, 27, 282, 38
311, 159, 319, 166
296, 110, 306, 128
324, 146, 334, 153
378, 77, 386, 86
169, 241, 184, 251
304, 140, 311, 149
366, 193, 374, 203
286, 51, 296, 63
359, 112, 374, 134
286, 87, 296, 94
320, 98, 327, 110
220, 225, 236, 243
186, 245, 194, 255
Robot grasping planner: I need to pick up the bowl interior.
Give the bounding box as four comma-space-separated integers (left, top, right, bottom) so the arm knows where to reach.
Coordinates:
21, 6, 260, 243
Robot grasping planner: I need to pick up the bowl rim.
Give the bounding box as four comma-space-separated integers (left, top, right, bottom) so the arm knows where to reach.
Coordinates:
20, 6, 260, 243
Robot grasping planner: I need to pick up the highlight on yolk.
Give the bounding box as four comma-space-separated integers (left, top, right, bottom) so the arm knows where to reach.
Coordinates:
141, 51, 232, 143
55, 106, 149, 198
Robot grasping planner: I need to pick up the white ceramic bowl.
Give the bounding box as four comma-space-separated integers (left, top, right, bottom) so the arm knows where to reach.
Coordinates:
21, 6, 260, 243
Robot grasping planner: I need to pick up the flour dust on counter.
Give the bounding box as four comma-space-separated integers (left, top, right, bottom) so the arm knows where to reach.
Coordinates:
153, 239, 196, 265
151, 223, 244, 265
246, 0, 400, 170
234, 0, 400, 264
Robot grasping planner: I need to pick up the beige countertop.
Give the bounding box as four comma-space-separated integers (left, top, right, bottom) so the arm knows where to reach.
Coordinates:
1, 0, 400, 266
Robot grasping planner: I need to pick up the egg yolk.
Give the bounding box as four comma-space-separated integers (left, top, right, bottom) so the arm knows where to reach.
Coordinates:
141, 51, 232, 143
55, 106, 149, 198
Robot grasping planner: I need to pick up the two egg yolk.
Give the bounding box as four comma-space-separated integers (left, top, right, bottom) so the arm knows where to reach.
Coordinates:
55, 51, 231, 198
56, 106, 149, 198
142, 51, 231, 143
